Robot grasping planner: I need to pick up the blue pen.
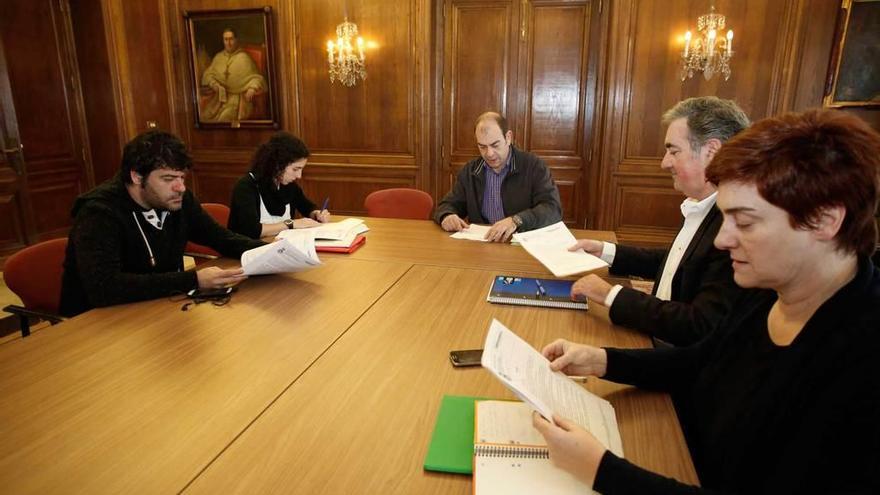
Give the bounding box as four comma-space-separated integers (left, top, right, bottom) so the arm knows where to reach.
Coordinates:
535, 279, 547, 297
321, 197, 330, 211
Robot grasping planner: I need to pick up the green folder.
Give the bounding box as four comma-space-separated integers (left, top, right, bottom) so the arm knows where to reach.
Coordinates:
423, 395, 483, 474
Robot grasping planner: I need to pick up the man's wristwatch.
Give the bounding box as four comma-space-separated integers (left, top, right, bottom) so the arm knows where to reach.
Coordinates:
511, 214, 523, 230
284, 219, 295, 229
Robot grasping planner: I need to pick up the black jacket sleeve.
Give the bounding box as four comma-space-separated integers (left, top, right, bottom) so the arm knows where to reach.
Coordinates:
593, 452, 720, 495
514, 156, 562, 231
71, 204, 198, 307
609, 244, 667, 279
228, 177, 263, 239
289, 184, 318, 219
608, 253, 742, 345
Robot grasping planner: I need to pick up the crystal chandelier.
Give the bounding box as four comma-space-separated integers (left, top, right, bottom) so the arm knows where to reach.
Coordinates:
679, 3, 734, 81
326, 18, 366, 87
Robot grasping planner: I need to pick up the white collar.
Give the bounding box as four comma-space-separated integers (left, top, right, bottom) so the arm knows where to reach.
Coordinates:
680, 192, 717, 218
140, 209, 168, 230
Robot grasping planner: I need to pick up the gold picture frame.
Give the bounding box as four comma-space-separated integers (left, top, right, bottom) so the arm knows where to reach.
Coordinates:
184, 7, 279, 128
824, 0, 880, 107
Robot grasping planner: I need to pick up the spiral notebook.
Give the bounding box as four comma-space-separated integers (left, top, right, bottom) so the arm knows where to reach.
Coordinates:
474, 400, 614, 495
486, 275, 587, 310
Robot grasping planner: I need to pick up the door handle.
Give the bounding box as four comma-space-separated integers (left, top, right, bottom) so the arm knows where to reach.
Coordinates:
3, 143, 24, 175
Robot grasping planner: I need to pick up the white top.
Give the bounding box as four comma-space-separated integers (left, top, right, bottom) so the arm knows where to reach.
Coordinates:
602, 192, 717, 306
251, 173, 292, 225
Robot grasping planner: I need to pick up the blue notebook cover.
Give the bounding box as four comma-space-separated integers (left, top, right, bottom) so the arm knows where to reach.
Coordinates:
486, 275, 587, 310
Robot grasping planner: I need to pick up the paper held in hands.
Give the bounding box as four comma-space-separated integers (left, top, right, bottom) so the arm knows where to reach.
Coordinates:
480, 319, 623, 456
241, 232, 322, 276
512, 221, 608, 277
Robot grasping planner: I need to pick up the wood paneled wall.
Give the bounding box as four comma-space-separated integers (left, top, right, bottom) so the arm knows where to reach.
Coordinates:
0, 0, 91, 244
440, 0, 599, 226
78, 0, 876, 244
101, 0, 436, 215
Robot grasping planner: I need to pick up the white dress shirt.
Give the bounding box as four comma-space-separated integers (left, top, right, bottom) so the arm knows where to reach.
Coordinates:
601, 192, 717, 307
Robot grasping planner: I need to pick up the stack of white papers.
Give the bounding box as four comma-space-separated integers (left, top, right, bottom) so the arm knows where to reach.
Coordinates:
450, 224, 492, 242
512, 222, 608, 277
241, 234, 322, 276
481, 319, 623, 456
276, 218, 369, 248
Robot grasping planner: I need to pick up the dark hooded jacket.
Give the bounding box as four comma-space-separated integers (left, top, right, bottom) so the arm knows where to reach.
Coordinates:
59, 173, 264, 316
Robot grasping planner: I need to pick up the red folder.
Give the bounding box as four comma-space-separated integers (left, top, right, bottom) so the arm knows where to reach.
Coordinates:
315, 234, 366, 254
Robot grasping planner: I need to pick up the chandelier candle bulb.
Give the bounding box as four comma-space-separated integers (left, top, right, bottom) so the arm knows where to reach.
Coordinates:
678, 3, 733, 81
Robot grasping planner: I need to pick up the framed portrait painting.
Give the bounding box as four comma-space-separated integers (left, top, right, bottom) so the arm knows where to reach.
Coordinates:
824, 0, 880, 107
184, 7, 279, 128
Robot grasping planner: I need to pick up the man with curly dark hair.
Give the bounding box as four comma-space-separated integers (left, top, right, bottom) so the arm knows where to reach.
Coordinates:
228, 132, 330, 239
60, 130, 264, 317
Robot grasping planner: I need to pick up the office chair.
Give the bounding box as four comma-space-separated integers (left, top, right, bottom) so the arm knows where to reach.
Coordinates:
364, 188, 434, 220
3, 237, 68, 337
185, 203, 231, 265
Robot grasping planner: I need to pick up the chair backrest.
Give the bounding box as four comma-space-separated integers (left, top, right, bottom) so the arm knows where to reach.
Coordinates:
185, 203, 231, 260
4, 237, 68, 314
201, 203, 231, 228
364, 188, 433, 220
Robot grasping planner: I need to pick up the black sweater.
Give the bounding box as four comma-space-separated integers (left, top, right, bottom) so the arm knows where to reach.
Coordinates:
227, 173, 317, 239
594, 257, 880, 494
60, 174, 264, 316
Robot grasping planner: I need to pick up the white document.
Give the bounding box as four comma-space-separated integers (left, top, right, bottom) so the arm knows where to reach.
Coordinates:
241, 235, 322, 276
480, 319, 623, 457
276, 218, 367, 242
512, 221, 608, 277
450, 224, 492, 242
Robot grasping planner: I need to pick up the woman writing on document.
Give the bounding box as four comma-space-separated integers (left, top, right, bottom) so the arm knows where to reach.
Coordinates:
228, 132, 330, 239
533, 109, 880, 494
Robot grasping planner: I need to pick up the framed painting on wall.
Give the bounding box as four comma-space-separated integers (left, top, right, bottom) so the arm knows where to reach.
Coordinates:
184, 7, 279, 128
824, 0, 880, 107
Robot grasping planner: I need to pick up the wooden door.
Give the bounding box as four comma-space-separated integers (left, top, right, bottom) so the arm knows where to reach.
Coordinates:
0, 36, 32, 254
439, 0, 600, 227
0, 0, 92, 250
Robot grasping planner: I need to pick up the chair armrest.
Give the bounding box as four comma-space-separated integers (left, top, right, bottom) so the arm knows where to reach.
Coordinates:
3, 305, 65, 325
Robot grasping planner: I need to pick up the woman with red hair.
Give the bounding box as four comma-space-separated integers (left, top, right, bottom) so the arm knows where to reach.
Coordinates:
533, 109, 880, 493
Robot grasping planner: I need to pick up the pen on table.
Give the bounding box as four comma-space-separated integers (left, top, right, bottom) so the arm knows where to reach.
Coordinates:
535, 279, 547, 297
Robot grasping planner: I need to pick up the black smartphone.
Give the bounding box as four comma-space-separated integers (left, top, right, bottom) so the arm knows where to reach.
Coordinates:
187, 287, 235, 299
449, 349, 483, 367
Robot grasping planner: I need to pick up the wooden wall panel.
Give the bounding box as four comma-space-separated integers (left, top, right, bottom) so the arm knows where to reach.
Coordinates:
522, 0, 595, 227
525, 3, 587, 154
150, 0, 432, 213
445, 1, 515, 162
0, 0, 90, 242
440, 0, 597, 227
295, 1, 413, 154
595, 0, 826, 247
70, 0, 122, 184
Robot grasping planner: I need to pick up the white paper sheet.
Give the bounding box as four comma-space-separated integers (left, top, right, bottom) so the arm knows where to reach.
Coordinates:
276, 218, 367, 242
241, 235, 322, 276
480, 319, 623, 457
450, 224, 492, 242
512, 222, 608, 277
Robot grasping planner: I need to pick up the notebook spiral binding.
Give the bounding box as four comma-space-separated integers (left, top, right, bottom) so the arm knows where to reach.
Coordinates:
474, 444, 550, 459
488, 296, 587, 310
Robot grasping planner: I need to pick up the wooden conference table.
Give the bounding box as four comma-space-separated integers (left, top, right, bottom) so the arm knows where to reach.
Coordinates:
0, 217, 698, 494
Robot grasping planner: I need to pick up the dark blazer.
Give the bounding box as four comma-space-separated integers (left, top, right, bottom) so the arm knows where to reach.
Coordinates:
608, 205, 744, 345
433, 146, 562, 232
